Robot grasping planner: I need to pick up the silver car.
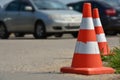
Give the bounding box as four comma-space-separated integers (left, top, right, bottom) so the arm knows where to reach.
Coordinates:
0, 0, 82, 39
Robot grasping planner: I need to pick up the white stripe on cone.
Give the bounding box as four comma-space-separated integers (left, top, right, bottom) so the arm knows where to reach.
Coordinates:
80, 18, 94, 29
96, 33, 107, 42
93, 18, 102, 27
74, 41, 100, 54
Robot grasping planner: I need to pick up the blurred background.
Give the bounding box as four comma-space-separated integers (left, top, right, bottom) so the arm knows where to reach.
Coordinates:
0, 0, 80, 6
0, 0, 120, 39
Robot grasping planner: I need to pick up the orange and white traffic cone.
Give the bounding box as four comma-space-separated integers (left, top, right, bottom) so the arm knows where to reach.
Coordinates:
60, 3, 115, 75
93, 8, 110, 56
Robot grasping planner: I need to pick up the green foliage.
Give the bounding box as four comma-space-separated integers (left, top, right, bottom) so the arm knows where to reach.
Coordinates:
101, 48, 120, 74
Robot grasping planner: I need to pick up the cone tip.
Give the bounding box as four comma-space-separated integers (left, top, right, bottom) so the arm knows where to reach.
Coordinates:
84, 3, 91, 6
93, 8, 100, 18
83, 3, 92, 17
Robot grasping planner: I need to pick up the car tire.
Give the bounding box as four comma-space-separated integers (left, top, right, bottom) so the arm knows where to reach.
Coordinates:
33, 21, 46, 39
54, 34, 63, 38
0, 23, 9, 39
14, 33, 25, 37
72, 32, 78, 38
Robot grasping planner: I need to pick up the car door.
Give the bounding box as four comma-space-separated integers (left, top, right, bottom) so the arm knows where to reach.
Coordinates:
5, 1, 21, 32
19, 1, 35, 32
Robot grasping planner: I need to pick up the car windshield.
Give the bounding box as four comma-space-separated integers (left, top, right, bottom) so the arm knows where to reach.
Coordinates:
31, 0, 68, 10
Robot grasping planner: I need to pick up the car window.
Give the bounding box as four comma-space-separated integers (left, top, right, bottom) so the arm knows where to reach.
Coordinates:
90, 2, 103, 9
73, 2, 83, 12
6, 1, 20, 11
73, 4, 80, 11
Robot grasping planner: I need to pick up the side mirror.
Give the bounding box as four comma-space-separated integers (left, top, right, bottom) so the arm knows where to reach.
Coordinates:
68, 6, 73, 10
25, 6, 33, 11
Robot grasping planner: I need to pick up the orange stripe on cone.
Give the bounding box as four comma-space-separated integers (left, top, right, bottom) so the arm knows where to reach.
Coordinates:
60, 3, 115, 75
98, 42, 110, 55
93, 8, 111, 56
71, 54, 102, 68
95, 27, 104, 34
77, 30, 96, 42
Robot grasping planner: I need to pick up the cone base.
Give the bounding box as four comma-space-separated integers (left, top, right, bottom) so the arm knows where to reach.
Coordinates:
61, 67, 115, 75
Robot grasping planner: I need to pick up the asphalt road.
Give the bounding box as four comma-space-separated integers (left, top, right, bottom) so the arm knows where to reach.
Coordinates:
0, 34, 120, 80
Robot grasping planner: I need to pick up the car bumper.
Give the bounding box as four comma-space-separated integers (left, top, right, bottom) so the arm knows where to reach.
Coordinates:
45, 21, 80, 33
102, 16, 120, 30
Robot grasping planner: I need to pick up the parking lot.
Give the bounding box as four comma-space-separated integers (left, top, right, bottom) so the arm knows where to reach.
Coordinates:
0, 34, 120, 80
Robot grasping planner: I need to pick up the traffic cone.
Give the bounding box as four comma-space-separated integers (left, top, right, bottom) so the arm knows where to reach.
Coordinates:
60, 3, 115, 75
93, 8, 110, 56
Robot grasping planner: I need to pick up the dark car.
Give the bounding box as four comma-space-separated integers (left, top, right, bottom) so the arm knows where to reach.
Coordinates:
67, 0, 120, 35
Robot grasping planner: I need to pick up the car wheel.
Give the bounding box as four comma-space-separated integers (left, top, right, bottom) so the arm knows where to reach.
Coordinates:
54, 34, 63, 38
72, 32, 78, 38
33, 21, 46, 39
14, 33, 25, 37
0, 23, 9, 39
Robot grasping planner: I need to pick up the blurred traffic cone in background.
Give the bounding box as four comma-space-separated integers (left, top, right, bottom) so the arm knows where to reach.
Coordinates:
60, 3, 115, 75
93, 8, 110, 56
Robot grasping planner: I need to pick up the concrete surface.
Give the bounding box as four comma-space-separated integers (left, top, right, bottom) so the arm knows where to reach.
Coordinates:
0, 34, 119, 80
